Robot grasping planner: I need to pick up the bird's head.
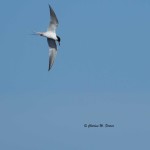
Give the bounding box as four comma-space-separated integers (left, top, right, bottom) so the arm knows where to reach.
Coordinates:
57, 36, 61, 45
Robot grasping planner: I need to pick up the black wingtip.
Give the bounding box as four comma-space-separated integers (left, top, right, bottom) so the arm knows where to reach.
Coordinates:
48, 65, 51, 71
48, 66, 50, 71
48, 4, 51, 9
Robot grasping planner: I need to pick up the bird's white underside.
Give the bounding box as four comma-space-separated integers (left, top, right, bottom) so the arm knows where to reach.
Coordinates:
43, 31, 57, 40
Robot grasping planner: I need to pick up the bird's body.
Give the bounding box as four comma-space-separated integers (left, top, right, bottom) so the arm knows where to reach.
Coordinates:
36, 31, 58, 40
35, 5, 61, 71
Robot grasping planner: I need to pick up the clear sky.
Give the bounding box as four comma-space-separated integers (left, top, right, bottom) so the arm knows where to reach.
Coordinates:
0, 0, 150, 149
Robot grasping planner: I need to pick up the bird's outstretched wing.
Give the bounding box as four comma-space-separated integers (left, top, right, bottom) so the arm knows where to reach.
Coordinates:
48, 5, 59, 33
47, 38, 57, 71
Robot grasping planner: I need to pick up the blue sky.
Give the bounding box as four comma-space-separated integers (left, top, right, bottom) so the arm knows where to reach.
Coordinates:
0, 0, 150, 149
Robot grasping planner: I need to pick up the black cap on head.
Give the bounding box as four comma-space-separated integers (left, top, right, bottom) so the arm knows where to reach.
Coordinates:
57, 36, 61, 45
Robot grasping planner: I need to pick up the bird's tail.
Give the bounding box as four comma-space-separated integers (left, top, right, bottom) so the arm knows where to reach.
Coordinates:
31, 32, 43, 36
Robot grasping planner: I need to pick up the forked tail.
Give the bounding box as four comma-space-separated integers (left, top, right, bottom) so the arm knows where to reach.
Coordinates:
32, 32, 43, 36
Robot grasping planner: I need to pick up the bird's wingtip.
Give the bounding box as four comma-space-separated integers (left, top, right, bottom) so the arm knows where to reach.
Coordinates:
48, 66, 51, 71
48, 4, 51, 9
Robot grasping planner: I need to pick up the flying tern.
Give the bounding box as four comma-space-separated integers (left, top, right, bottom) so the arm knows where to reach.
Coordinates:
35, 5, 61, 71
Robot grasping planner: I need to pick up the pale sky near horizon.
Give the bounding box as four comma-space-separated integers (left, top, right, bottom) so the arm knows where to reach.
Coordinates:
0, 0, 150, 149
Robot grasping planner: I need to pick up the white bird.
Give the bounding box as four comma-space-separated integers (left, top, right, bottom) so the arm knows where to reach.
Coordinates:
35, 4, 61, 71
